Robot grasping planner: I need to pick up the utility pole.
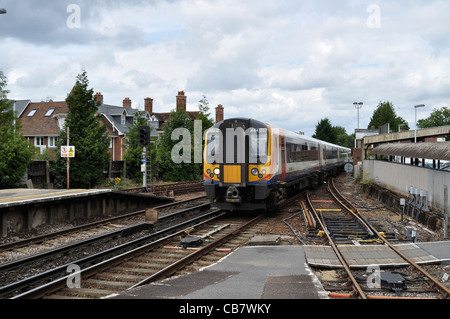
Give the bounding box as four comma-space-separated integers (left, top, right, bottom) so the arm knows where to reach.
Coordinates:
353, 102, 363, 129
414, 104, 425, 143
67, 127, 70, 190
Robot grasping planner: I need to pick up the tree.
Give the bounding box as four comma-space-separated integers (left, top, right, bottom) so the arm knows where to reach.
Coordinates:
52, 71, 110, 188
312, 118, 336, 144
196, 95, 214, 136
156, 109, 199, 181
123, 111, 155, 181
368, 101, 409, 132
333, 126, 355, 149
418, 106, 450, 141
0, 71, 35, 188
418, 107, 449, 128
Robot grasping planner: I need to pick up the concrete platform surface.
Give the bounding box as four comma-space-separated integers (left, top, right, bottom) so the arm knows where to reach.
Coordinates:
304, 241, 450, 268
108, 245, 329, 299
0, 188, 111, 207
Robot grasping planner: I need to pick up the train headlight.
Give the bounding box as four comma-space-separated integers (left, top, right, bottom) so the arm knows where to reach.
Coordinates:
261, 169, 267, 175
251, 168, 259, 176
213, 168, 220, 175
207, 169, 211, 174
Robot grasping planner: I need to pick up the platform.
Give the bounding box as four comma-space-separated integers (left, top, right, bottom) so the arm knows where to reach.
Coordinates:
304, 241, 450, 269
0, 188, 173, 237
0, 188, 112, 208
108, 245, 329, 299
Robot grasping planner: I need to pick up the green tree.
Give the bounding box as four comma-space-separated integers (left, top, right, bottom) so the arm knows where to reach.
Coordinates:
0, 71, 35, 188
312, 118, 336, 144
368, 101, 409, 132
418, 106, 450, 141
196, 95, 214, 131
333, 126, 354, 149
418, 107, 449, 128
52, 71, 110, 188
123, 111, 155, 181
156, 109, 200, 182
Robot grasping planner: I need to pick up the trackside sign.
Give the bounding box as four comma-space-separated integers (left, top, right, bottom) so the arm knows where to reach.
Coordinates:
61, 146, 75, 158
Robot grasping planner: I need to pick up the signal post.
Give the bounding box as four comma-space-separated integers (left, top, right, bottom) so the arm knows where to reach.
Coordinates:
139, 126, 150, 192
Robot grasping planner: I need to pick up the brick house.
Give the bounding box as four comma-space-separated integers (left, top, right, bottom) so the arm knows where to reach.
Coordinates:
11, 90, 218, 161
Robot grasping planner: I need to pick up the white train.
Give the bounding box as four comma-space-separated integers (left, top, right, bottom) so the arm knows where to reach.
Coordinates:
203, 118, 351, 211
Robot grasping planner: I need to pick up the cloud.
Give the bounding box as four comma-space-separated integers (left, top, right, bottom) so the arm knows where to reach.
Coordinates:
1, 0, 450, 137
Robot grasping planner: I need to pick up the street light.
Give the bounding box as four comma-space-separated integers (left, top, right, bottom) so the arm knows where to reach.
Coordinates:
414, 104, 425, 143
0, 8, 7, 14
353, 102, 363, 129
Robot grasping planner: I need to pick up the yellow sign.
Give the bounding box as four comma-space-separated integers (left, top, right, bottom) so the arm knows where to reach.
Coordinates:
61, 146, 75, 158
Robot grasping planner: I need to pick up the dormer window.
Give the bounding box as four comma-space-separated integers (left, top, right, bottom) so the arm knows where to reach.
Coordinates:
121, 113, 126, 125
27, 108, 38, 117
45, 108, 55, 117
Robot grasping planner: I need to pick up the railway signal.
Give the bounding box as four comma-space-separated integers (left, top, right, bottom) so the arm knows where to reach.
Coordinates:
138, 126, 150, 147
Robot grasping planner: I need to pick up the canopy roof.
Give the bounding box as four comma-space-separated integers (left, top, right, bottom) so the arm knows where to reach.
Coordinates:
369, 142, 450, 161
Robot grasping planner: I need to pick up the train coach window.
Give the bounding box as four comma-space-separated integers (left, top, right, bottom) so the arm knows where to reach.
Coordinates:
206, 130, 222, 164
249, 128, 268, 164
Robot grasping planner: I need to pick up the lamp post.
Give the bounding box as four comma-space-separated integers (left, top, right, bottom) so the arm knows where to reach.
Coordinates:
414, 104, 425, 143
353, 102, 363, 129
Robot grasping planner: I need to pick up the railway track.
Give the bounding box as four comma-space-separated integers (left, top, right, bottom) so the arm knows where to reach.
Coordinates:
124, 181, 204, 196
0, 195, 208, 266
11, 212, 271, 299
0, 196, 213, 298
306, 186, 375, 244
306, 178, 450, 299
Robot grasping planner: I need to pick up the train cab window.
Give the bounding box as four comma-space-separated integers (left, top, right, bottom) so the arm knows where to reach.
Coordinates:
206, 129, 222, 164
249, 128, 268, 164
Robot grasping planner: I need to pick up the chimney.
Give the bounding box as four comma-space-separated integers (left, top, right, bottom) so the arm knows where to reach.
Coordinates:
123, 97, 131, 108
215, 104, 224, 123
94, 92, 103, 105
144, 97, 153, 114
176, 90, 187, 112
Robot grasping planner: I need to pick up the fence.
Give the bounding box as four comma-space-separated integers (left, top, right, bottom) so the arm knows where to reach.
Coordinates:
26, 160, 126, 188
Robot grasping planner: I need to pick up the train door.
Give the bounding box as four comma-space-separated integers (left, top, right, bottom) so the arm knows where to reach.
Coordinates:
319, 143, 324, 171
220, 122, 248, 186
280, 137, 286, 182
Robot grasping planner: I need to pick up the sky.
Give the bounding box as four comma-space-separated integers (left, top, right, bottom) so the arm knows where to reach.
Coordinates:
1, 0, 449, 136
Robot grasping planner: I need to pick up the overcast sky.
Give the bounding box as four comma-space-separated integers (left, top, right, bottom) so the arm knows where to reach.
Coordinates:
1, 0, 449, 136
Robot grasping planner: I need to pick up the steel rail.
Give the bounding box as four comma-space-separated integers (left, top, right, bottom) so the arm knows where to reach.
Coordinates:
5, 208, 221, 299
127, 214, 265, 289
328, 178, 450, 298
306, 191, 368, 299
11, 209, 223, 299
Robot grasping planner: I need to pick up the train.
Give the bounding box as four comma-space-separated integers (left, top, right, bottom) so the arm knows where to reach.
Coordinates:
203, 118, 351, 211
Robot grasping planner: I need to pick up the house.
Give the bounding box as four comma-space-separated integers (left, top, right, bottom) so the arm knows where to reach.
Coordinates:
11, 90, 221, 161
17, 100, 68, 157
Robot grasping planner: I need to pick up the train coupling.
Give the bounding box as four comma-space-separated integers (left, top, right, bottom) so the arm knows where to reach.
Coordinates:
225, 186, 241, 203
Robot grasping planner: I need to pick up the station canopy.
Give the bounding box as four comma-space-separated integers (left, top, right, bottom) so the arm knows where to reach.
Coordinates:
369, 142, 450, 161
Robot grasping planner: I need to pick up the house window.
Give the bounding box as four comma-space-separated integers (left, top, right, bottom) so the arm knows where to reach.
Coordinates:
121, 114, 126, 125
45, 108, 55, 117
48, 136, 58, 148
35, 137, 45, 147
27, 108, 38, 117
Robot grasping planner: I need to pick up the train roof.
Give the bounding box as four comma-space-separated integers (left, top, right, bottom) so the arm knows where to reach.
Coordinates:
211, 118, 350, 151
